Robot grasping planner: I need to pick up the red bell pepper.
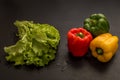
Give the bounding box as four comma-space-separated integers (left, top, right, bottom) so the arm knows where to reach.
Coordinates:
67, 28, 93, 57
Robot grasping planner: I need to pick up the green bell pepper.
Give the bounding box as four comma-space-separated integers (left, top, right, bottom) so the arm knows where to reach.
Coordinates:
83, 13, 110, 37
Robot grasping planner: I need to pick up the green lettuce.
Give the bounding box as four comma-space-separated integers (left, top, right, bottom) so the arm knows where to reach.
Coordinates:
4, 20, 60, 67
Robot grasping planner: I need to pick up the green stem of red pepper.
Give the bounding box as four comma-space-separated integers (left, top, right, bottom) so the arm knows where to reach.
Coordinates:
76, 32, 84, 38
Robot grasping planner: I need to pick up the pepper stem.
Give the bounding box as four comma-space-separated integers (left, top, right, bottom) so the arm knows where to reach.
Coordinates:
96, 48, 103, 55
76, 32, 84, 38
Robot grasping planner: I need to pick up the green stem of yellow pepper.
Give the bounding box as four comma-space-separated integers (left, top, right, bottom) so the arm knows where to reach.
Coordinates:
96, 48, 103, 55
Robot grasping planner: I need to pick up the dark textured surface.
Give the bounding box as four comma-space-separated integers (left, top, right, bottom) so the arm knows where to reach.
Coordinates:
0, 0, 120, 80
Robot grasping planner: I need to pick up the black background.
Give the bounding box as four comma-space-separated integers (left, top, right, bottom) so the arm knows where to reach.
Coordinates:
0, 0, 120, 80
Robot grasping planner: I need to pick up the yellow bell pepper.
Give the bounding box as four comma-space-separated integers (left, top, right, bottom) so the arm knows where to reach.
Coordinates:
90, 33, 119, 62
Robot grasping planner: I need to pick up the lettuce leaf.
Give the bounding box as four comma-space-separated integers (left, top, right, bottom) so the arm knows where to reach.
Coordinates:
4, 20, 60, 67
